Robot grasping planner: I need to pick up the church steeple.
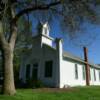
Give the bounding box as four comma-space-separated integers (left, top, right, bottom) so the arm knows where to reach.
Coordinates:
35, 21, 53, 46
37, 21, 50, 37
42, 22, 50, 36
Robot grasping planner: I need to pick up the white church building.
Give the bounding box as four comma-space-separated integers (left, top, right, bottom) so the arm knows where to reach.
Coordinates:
19, 22, 100, 88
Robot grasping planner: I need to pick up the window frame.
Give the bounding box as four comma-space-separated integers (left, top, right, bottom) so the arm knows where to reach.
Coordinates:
26, 64, 31, 79
44, 60, 53, 78
98, 70, 100, 81
75, 64, 78, 80
82, 65, 86, 80
89, 68, 91, 81
94, 69, 96, 81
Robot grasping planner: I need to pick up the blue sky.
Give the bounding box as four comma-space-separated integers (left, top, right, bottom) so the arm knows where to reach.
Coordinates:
31, 16, 100, 64
50, 21, 100, 64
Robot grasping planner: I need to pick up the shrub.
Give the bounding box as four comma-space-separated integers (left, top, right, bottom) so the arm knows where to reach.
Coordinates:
26, 79, 44, 88
33, 80, 44, 88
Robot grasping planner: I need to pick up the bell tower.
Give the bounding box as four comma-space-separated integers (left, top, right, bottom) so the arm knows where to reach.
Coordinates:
42, 22, 50, 36
40, 22, 53, 46
35, 21, 53, 46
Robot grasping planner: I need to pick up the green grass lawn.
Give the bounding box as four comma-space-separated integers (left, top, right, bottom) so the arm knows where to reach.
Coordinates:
0, 86, 100, 100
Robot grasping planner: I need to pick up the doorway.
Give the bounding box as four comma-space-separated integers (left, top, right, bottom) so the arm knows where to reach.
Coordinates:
32, 63, 38, 80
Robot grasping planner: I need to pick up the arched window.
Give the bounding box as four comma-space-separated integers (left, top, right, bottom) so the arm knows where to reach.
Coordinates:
44, 27, 48, 35
42, 23, 50, 36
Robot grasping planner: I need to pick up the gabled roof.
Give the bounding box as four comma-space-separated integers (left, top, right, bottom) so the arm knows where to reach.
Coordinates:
63, 51, 84, 63
63, 51, 100, 69
43, 44, 100, 69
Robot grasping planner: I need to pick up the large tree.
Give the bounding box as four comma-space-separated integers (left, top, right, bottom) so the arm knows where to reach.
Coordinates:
0, 0, 100, 95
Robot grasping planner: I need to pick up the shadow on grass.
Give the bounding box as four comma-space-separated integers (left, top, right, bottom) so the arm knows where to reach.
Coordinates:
0, 86, 3, 94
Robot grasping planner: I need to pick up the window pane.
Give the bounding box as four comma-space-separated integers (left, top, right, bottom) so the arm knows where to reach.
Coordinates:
89, 68, 91, 80
75, 64, 78, 79
82, 66, 86, 80
98, 70, 100, 81
26, 64, 31, 79
45, 61, 53, 78
45, 28, 47, 35
94, 69, 96, 81
32, 63, 38, 80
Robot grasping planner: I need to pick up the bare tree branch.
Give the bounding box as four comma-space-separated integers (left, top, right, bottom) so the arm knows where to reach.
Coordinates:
8, 7, 17, 50
9, 24, 17, 50
13, 1, 61, 23
0, 21, 7, 47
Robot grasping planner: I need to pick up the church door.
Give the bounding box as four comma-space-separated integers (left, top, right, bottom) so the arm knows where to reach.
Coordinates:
32, 63, 38, 80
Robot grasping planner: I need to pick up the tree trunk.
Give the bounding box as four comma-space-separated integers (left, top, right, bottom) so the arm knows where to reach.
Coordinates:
0, 14, 17, 95
3, 44, 16, 95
